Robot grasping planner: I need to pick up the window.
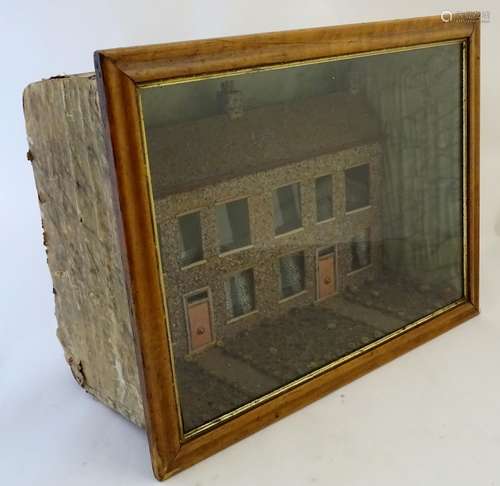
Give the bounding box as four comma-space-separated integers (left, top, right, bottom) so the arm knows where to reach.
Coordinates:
178, 212, 203, 267
318, 245, 336, 258
216, 198, 251, 253
315, 175, 334, 222
345, 164, 370, 212
279, 252, 305, 299
186, 290, 208, 304
225, 269, 256, 319
273, 183, 302, 235
350, 228, 371, 272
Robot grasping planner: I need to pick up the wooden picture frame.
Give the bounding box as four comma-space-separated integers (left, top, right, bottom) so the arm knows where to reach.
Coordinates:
94, 13, 480, 480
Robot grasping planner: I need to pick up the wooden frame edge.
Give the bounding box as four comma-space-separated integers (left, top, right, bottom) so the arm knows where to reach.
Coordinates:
466, 18, 480, 311
94, 54, 180, 478
98, 14, 477, 83
94, 13, 481, 481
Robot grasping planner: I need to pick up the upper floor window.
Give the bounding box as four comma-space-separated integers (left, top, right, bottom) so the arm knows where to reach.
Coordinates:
273, 183, 302, 235
216, 198, 251, 253
178, 211, 203, 267
345, 164, 370, 212
315, 175, 334, 222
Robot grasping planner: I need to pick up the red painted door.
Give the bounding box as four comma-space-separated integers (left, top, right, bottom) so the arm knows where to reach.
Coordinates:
187, 298, 213, 351
318, 255, 335, 299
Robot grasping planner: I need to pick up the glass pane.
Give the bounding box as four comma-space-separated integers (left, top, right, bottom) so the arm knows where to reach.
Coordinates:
273, 183, 302, 235
315, 175, 334, 221
225, 269, 256, 319
140, 41, 465, 434
345, 164, 370, 212
216, 198, 251, 253
178, 212, 203, 266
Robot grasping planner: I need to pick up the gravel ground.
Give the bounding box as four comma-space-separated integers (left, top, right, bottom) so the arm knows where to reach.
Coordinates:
221, 307, 383, 384
174, 273, 463, 432
175, 359, 252, 432
343, 272, 462, 324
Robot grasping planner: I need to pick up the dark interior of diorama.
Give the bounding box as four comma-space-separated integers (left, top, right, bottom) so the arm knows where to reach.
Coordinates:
141, 43, 464, 433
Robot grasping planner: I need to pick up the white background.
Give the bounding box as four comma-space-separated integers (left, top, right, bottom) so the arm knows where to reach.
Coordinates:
1, 1, 499, 484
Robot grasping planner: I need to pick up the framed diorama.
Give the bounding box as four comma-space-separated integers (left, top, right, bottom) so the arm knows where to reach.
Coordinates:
94, 13, 480, 480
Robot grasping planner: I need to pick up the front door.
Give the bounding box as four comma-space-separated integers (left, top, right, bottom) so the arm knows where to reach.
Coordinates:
318, 253, 336, 300
186, 290, 213, 352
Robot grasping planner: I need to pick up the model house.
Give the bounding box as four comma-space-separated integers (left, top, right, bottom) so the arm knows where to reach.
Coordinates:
148, 86, 383, 357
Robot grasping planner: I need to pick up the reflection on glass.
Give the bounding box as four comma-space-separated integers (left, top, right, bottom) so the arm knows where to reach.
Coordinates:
141, 42, 465, 434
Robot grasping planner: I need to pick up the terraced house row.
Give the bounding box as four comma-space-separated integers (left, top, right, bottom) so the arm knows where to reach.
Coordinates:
149, 90, 384, 356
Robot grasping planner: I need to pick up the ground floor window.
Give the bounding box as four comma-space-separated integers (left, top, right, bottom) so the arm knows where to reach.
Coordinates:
350, 228, 371, 272
279, 251, 305, 299
225, 268, 256, 319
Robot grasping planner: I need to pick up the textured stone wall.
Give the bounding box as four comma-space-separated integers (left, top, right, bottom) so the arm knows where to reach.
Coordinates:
155, 143, 383, 358
23, 75, 144, 427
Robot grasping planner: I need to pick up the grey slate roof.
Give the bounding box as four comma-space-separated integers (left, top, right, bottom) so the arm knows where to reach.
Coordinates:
146, 91, 381, 199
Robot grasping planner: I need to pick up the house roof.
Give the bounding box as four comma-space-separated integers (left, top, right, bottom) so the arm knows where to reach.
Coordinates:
146, 91, 381, 199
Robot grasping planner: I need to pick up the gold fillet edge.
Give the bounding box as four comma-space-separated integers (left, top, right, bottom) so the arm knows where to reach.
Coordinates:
462, 40, 469, 299
134, 38, 471, 442
138, 38, 466, 90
